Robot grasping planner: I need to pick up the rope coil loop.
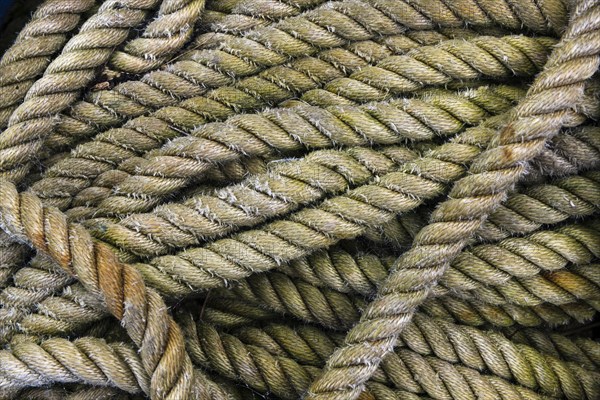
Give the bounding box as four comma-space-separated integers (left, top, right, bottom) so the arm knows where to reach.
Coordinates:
0, 0, 598, 398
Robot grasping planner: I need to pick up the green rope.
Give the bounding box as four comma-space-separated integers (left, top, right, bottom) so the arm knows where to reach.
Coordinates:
0, 0, 599, 398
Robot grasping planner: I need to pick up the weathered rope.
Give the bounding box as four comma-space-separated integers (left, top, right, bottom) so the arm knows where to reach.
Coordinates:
108, 0, 205, 74
222, 259, 599, 330
0, 337, 242, 400
178, 312, 600, 399
4, 209, 598, 342
90, 139, 599, 298
191, 295, 600, 373
35, 85, 525, 215
0, 180, 204, 399
31, 1, 552, 159
0, 0, 176, 183
278, 219, 600, 303
81, 123, 599, 260
0, 0, 96, 129
13, 385, 145, 400
1, 0, 599, 397
308, 3, 600, 398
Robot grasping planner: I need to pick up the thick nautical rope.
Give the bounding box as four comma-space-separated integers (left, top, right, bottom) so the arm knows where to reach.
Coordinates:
14, 385, 145, 400
42, 27, 513, 157
0, 0, 173, 183
0, 0, 206, 131
0, 337, 241, 400
0, 0, 96, 129
200, 0, 331, 33
177, 312, 600, 399
108, 0, 205, 74
307, 3, 600, 398
222, 257, 599, 331
1, 18, 488, 322
35, 85, 524, 215
189, 295, 600, 372
0, 0, 598, 398
19, 0, 553, 164
0, 230, 30, 288
1, 128, 596, 344
3, 199, 598, 342
81, 123, 599, 259
0, 179, 210, 399
85, 137, 599, 298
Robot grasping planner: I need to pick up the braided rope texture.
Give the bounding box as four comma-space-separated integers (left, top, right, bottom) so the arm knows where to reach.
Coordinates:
0, 0, 599, 399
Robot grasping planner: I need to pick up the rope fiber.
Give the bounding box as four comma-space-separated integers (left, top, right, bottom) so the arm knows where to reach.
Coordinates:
0, 0, 598, 399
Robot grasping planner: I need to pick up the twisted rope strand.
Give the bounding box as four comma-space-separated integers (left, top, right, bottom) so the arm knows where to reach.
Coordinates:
508, 328, 600, 371
0, 183, 200, 400
0, 336, 242, 400
2, 139, 596, 344
0, 0, 96, 129
200, 0, 331, 33
84, 145, 420, 256
109, 0, 206, 74
279, 219, 600, 305
0, 336, 150, 395
37, 1, 535, 158
50, 33, 550, 155
0, 0, 167, 184
421, 294, 597, 328
241, 316, 600, 397
14, 385, 145, 400
5, 206, 598, 342
179, 312, 599, 399
308, 3, 600, 398
35, 85, 524, 215
0, 230, 30, 288
222, 256, 599, 332
194, 294, 600, 373
96, 131, 597, 298
80, 123, 599, 259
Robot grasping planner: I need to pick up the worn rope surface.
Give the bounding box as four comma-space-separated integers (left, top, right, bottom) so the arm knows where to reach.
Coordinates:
308, 3, 600, 398
0, 0, 598, 399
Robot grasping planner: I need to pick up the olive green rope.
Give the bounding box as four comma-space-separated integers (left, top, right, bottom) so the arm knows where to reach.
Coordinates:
36, 85, 524, 215
39, 3, 534, 159
79, 124, 599, 261
0, 0, 599, 398
308, 4, 600, 398
0, 0, 96, 129
194, 296, 600, 372
2, 182, 595, 342
177, 312, 600, 399
0, 337, 242, 400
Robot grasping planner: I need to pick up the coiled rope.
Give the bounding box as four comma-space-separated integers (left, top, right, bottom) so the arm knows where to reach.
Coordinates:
0, 0, 598, 399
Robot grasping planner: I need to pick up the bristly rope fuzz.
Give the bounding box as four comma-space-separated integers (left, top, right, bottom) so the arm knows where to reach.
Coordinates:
0, 0, 598, 399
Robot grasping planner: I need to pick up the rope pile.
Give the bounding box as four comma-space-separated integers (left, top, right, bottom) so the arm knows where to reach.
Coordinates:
0, 0, 598, 399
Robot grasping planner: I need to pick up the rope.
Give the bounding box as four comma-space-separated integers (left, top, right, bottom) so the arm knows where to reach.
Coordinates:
0, 0, 599, 398
0, 0, 178, 183
0, 180, 203, 399
217, 258, 599, 331
34, 85, 524, 215
308, 3, 600, 398
108, 0, 205, 74
3, 211, 597, 342
0, 337, 241, 400
40, 2, 540, 156
80, 123, 598, 260
279, 218, 600, 302
93, 139, 600, 298
0, 0, 96, 129
192, 295, 600, 373
178, 312, 600, 399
